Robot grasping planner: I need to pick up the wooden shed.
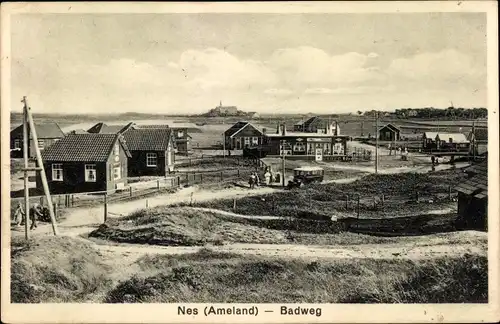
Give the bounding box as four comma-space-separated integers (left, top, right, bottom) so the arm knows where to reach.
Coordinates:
455, 161, 488, 230
378, 123, 401, 141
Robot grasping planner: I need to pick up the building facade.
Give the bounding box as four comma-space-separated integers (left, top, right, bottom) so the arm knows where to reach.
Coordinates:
263, 124, 349, 158
37, 133, 130, 194
293, 116, 340, 135
224, 121, 264, 150
10, 123, 65, 159
378, 123, 401, 141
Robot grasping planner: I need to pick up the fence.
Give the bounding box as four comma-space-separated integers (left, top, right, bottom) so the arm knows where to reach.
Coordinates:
10, 167, 260, 218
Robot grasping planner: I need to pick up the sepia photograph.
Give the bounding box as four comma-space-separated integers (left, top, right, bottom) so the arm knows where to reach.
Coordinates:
1, 1, 498, 323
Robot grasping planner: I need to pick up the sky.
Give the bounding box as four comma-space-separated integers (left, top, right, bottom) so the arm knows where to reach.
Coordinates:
10, 12, 487, 115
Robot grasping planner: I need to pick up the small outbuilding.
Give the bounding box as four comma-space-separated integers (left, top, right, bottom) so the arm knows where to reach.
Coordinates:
37, 133, 131, 194
378, 123, 401, 141
455, 161, 488, 230
468, 127, 488, 156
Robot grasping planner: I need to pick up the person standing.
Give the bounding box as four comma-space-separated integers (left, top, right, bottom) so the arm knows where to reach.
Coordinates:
29, 203, 43, 230
13, 202, 25, 226
249, 173, 256, 189
264, 170, 271, 185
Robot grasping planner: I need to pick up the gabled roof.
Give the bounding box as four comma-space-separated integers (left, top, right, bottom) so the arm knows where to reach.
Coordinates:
68, 129, 88, 134
10, 123, 65, 139
435, 133, 469, 143
224, 121, 250, 137
423, 132, 438, 139
468, 127, 488, 142
87, 122, 132, 134
379, 123, 401, 132
456, 161, 488, 198
122, 128, 173, 151
41, 133, 130, 162
225, 121, 263, 138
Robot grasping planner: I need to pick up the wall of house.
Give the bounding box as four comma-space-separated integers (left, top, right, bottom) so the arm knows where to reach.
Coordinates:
264, 137, 347, 156
36, 161, 108, 194
230, 126, 263, 149
105, 143, 129, 191
127, 150, 166, 177
457, 193, 487, 230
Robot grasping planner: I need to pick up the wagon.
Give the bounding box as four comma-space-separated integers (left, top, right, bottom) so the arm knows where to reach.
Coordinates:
287, 166, 325, 188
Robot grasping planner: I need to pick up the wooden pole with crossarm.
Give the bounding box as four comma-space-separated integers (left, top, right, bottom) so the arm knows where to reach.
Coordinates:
22, 96, 59, 236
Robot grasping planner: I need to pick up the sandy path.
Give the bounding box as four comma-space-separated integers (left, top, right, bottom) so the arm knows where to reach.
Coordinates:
88, 240, 486, 264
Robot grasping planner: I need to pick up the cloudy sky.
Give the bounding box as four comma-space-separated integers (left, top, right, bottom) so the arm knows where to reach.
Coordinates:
11, 12, 487, 114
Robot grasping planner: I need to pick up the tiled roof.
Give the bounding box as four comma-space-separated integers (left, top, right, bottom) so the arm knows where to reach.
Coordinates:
456, 161, 488, 197
41, 133, 130, 162
122, 128, 173, 151
134, 124, 201, 134
11, 123, 65, 139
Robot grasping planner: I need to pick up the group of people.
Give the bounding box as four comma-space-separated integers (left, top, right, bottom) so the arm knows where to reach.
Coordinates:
12, 202, 43, 230
248, 168, 282, 189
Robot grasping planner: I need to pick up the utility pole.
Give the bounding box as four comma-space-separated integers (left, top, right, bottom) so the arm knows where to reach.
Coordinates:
222, 132, 226, 158
472, 120, 476, 161
375, 111, 379, 174
22, 99, 30, 240
281, 139, 286, 187
23, 96, 59, 236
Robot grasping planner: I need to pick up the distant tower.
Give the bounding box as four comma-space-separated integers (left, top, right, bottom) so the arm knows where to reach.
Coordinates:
219, 100, 222, 107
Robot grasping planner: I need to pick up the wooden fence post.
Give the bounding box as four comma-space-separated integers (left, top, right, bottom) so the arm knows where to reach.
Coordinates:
381, 194, 385, 205
200, 173, 203, 183
220, 171, 223, 181
237, 169, 240, 177
448, 186, 452, 201
177, 176, 180, 187
157, 180, 160, 190
71, 195, 74, 207
345, 194, 349, 210
129, 186, 133, 197
104, 193, 108, 223
357, 195, 360, 219
53, 203, 58, 220
233, 198, 237, 210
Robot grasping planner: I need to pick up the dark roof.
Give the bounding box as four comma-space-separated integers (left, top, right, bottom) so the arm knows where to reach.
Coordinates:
379, 123, 401, 132
224, 121, 250, 137
41, 134, 130, 162
87, 122, 133, 134
122, 128, 173, 151
469, 127, 488, 141
456, 161, 488, 198
11, 123, 65, 139
68, 129, 87, 134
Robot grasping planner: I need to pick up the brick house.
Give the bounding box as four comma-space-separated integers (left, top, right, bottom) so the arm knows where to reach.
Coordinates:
10, 123, 65, 158
37, 133, 131, 194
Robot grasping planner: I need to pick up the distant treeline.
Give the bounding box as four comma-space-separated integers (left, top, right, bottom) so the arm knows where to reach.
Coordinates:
361, 107, 487, 119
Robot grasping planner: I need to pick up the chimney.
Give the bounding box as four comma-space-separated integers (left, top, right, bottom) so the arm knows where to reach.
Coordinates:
262, 128, 267, 135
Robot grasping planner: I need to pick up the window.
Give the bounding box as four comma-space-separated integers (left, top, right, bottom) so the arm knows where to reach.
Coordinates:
37, 139, 45, 150
113, 144, 119, 156
85, 164, 96, 182
244, 137, 250, 146
113, 166, 121, 180
52, 164, 63, 181
252, 137, 259, 145
146, 153, 157, 167
177, 130, 184, 138
14, 139, 21, 149
293, 142, 306, 152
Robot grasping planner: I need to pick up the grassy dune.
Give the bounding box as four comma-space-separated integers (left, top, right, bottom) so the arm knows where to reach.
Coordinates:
106, 250, 487, 303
